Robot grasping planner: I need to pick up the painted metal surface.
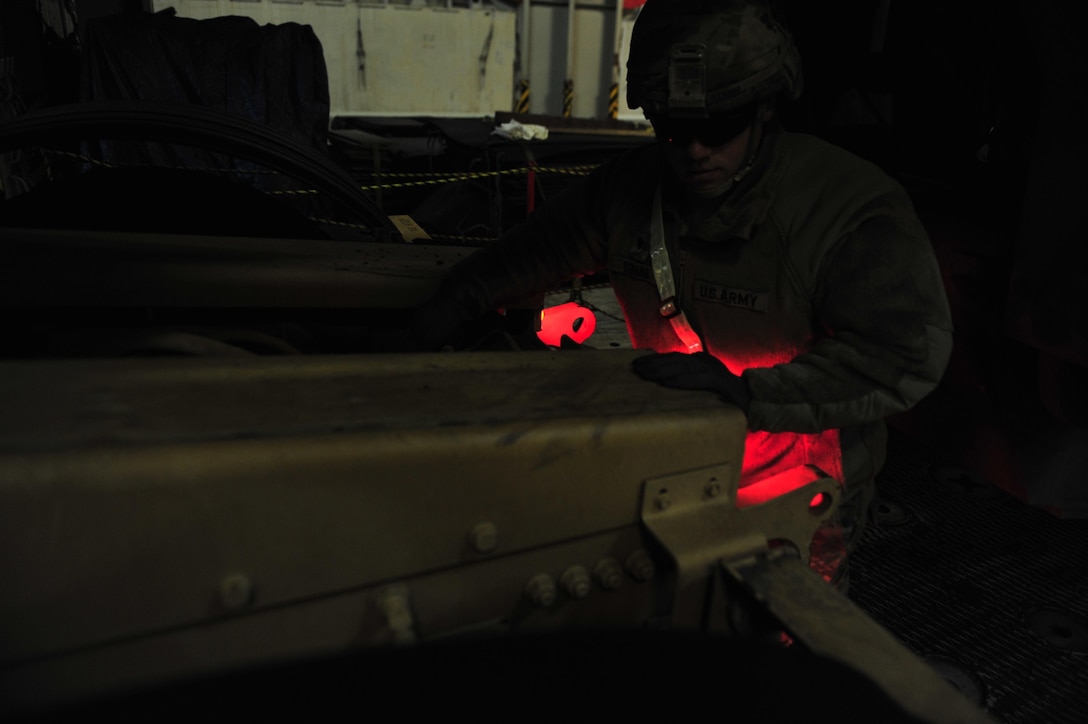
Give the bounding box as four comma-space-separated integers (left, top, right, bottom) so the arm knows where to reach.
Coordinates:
154, 1, 517, 117
153, 1, 644, 120
0, 350, 745, 714
0, 228, 473, 308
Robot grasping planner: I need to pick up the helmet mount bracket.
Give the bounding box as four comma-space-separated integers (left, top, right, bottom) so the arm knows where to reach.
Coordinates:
667, 44, 710, 118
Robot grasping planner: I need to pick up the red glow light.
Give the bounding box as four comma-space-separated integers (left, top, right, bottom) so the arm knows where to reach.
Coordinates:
809, 491, 832, 514
646, 342, 845, 503
537, 301, 597, 347
735, 466, 822, 509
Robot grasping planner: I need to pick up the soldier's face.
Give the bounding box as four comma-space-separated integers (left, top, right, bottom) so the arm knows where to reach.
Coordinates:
658, 127, 754, 198
650, 107, 760, 198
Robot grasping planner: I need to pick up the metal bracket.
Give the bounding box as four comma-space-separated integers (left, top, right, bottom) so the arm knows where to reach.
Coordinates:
667, 43, 709, 116
642, 464, 995, 722
641, 464, 840, 631
723, 552, 996, 724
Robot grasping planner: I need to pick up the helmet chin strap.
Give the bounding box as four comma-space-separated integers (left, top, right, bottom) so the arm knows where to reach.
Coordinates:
729, 100, 771, 185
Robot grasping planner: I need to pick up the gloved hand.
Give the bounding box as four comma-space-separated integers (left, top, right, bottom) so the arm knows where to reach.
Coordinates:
412, 282, 481, 351
631, 351, 752, 413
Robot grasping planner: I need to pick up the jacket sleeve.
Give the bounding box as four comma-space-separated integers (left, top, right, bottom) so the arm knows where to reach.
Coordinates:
741, 198, 953, 433
440, 167, 615, 316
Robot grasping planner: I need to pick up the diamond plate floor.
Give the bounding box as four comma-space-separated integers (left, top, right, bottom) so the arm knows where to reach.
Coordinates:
849, 429, 1088, 724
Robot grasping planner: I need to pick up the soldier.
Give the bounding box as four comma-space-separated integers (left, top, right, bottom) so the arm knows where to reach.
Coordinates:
415, 0, 952, 588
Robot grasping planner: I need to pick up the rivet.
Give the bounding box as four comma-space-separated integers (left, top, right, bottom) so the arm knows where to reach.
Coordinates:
219, 573, 253, 611
377, 586, 415, 643
468, 521, 499, 553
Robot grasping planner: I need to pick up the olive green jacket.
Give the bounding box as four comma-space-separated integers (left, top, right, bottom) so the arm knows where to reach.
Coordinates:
446, 125, 952, 490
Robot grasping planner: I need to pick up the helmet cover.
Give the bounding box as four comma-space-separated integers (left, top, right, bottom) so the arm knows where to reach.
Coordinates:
626, 0, 802, 116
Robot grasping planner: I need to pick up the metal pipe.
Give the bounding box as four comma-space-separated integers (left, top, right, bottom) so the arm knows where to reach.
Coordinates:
516, 0, 532, 113
563, 0, 575, 117
609, 0, 624, 118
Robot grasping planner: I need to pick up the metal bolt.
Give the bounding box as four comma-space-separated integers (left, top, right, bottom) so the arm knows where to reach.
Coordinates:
704, 479, 722, 498
625, 550, 656, 582
1025, 606, 1088, 653
654, 493, 672, 511
468, 521, 499, 554
594, 558, 624, 591
378, 586, 416, 643
560, 565, 592, 599
219, 573, 254, 611
525, 573, 558, 608
872, 497, 911, 526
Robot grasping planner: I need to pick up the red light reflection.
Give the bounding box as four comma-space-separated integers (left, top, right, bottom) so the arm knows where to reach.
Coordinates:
736, 466, 823, 509
644, 340, 845, 498
809, 491, 832, 514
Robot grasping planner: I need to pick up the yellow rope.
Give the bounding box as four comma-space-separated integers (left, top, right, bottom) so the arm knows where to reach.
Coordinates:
358, 164, 597, 191
46, 148, 287, 175
311, 216, 496, 243
48, 149, 114, 168
40, 148, 598, 192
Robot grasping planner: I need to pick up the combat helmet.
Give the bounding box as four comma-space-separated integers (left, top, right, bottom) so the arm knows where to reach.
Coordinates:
626, 0, 802, 118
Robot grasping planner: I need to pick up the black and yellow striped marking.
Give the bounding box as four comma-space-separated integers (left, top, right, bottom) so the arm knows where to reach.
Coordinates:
515, 79, 530, 115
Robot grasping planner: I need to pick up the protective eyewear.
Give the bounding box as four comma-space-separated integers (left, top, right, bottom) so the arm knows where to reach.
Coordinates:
651, 105, 759, 147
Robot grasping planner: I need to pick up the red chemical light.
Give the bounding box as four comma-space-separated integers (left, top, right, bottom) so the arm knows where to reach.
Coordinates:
537, 301, 597, 347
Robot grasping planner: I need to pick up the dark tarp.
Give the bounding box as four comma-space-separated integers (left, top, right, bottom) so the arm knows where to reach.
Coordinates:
79, 9, 330, 163
64, 9, 338, 234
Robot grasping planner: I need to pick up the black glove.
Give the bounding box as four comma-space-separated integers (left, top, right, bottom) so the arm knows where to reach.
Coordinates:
631, 351, 752, 413
412, 279, 488, 351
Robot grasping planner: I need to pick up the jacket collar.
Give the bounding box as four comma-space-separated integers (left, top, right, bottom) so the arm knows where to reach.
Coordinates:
660, 120, 788, 244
